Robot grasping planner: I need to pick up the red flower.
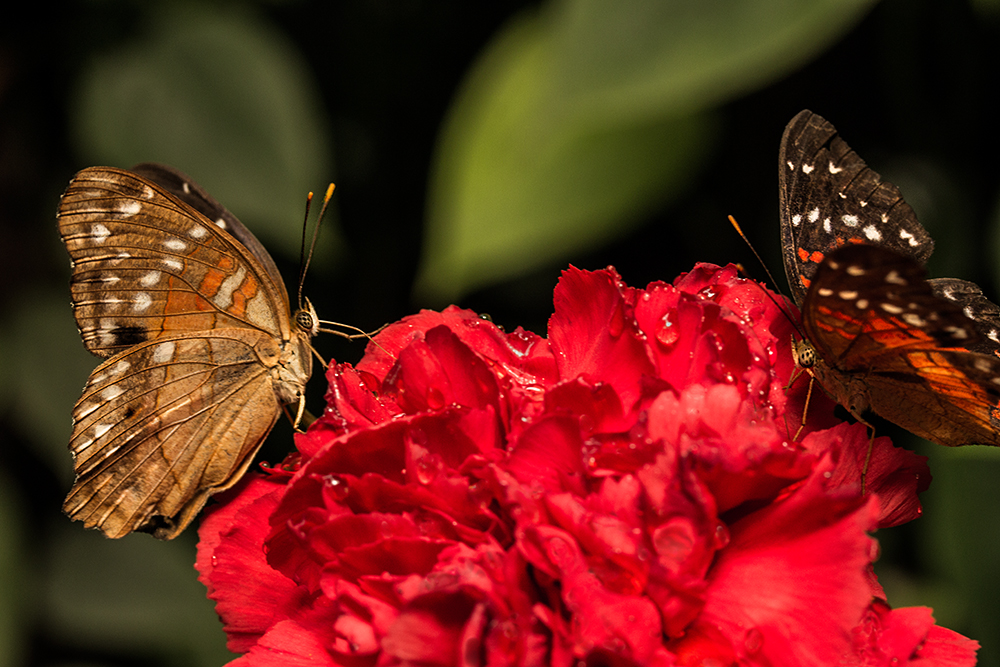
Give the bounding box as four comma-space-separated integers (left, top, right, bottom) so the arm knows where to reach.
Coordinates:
196, 264, 975, 666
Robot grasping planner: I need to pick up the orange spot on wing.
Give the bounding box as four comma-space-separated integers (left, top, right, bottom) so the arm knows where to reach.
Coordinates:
225, 274, 261, 319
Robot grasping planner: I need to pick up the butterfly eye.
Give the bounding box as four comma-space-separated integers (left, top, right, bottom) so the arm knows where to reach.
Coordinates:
295, 298, 321, 336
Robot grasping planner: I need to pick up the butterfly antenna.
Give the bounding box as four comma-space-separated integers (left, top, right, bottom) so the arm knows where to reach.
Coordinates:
729, 214, 816, 444
297, 184, 335, 310
728, 215, 806, 338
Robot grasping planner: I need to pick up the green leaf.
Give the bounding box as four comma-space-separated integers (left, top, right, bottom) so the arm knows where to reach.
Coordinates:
419, 0, 878, 302
71, 3, 337, 262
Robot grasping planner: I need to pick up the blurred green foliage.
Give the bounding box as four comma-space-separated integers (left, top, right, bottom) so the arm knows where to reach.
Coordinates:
420, 0, 874, 300
2, 0, 1000, 665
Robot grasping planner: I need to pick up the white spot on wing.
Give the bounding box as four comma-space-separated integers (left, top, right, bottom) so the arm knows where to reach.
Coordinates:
109, 360, 130, 377
808, 208, 820, 223
140, 271, 161, 287
828, 161, 843, 174
846, 265, 866, 276
884, 271, 906, 285
152, 341, 175, 364
77, 403, 99, 419
101, 385, 124, 401
863, 225, 881, 241
188, 225, 208, 239
944, 326, 969, 340
164, 258, 183, 271
801, 163, 815, 174
164, 238, 187, 251
118, 200, 141, 217
842, 215, 859, 227
215, 217, 227, 230
134, 292, 152, 312
880, 303, 903, 314
91, 223, 111, 243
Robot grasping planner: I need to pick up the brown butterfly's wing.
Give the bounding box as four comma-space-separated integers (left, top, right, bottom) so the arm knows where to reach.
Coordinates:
63, 331, 291, 539
802, 244, 1000, 447
129, 163, 287, 294
779, 110, 933, 307
58, 166, 293, 357
58, 166, 313, 538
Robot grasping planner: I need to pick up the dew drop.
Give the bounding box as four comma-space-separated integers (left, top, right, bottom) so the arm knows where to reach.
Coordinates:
414, 452, 442, 485
608, 303, 626, 337
426, 386, 447, 409
714, 522, 730, 549
656, 310, 680, 346
744, 627, 763, 654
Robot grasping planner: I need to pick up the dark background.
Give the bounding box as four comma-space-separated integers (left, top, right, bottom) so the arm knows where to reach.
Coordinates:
2, 1, 1000, 665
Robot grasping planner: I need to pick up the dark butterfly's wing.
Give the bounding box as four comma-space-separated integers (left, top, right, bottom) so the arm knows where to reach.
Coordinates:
930, 277, 1000, 357
803, 244, 1000, 447
801, 245, 976, 366
778, 110, 933, 306
57, 166, 292, 357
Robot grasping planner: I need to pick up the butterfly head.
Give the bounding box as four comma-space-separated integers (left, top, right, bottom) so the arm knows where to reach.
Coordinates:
791, 338, 818, 370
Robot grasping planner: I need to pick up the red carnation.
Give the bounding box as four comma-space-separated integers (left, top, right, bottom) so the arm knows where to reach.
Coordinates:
196, 263, 975, 666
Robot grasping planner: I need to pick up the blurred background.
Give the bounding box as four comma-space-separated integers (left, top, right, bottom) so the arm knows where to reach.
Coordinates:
2, 0, 1000, 665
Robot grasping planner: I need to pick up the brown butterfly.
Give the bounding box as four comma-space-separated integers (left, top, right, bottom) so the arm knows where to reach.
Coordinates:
58, 164, 318, 539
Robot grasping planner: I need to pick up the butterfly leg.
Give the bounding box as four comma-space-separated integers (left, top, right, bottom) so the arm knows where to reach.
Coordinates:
860, 424, 875, 496
319, 320, 388, 341
792, 374, 815, 442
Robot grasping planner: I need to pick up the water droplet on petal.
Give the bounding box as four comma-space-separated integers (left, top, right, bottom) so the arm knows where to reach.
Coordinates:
656, 310, 679, 347
744, 627, 763, 654
426, 386, 446, 409
714, 522, 730, 549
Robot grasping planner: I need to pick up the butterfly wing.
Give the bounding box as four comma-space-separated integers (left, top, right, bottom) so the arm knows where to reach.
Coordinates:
930, 277, 1000, 356
128, 162, 287, 294
859, 349, 1000, 447
778, 110, 933, 306
803, 244, 1000, 446
63, 330, 290, 539
57, 166, 292, 358
58, 166, 313, 539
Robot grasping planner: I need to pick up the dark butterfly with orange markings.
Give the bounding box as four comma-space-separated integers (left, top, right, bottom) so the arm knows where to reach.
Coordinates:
779, 110, 1000, 448
58, 164, 318, 539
